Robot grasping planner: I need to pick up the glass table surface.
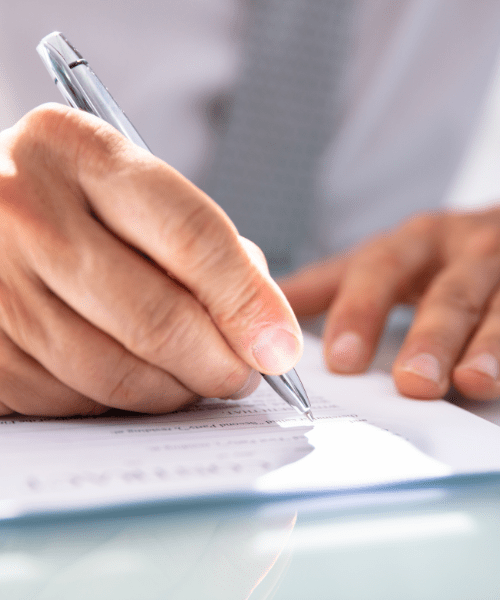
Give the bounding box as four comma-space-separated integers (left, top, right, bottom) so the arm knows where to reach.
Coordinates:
2, 474, 500, 600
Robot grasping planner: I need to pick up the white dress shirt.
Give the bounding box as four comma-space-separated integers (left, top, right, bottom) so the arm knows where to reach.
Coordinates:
2, 0, 500, 265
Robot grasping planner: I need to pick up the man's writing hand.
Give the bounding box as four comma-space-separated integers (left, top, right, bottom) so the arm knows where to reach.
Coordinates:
0, 104, 302, 415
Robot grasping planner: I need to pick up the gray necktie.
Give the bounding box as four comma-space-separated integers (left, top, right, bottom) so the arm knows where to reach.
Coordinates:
207, 0, 351, 274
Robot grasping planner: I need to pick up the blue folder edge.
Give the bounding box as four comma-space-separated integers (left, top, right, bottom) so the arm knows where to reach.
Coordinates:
2, 470, 500, 526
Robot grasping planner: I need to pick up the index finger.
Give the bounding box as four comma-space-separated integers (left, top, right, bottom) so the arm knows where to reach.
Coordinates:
322, 216, 439, 373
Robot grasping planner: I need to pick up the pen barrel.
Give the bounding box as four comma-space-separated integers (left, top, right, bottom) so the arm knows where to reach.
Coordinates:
37, 32, 150, 152
68, 64, 150, 151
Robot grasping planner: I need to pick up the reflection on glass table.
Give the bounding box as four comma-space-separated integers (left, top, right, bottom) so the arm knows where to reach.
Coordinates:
2, 474, 500, 600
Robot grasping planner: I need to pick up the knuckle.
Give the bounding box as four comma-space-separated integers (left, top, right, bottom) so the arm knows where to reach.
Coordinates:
15, 103, 127, 180
16, 104, 83, 166
206, 364, 251, 399
427, 281, 483, 322
162, 202, 210, 257
402, 213, 438, 236
105, 357, 194, 413
0, 282, 47, 353
466, 224, 500, 258
18, 103, 74, 137
355, 230, 405, 271
244, 238, 266, 262
105, 360, 146, 407
214, 272, 266, 333
123, 296, 199, 365
365, 244, 406, 274
0, 339, 34, 415
239, 237, 269, 272
167, 200, 238, 274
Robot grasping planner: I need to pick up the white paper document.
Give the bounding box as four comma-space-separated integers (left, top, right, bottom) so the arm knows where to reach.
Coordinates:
1, 334, 500, 519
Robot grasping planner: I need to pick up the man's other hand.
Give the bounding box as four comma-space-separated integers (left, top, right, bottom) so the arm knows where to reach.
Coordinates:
280, 208, 500, 401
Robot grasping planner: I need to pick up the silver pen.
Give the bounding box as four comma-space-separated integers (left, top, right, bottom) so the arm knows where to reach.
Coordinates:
37, 32, 313, 421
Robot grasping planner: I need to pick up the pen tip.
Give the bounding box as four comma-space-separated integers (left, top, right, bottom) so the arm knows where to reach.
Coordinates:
304, 411, 314, 422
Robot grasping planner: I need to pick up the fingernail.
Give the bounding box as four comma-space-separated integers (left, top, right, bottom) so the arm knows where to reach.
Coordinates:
459, 353, 499, 380
252, 327, 302, 374
329, 332, 363, 371
401, 353, 441, 383
228, 371, 262, 400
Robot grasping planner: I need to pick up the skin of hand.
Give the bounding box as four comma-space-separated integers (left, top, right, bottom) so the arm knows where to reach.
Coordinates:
0, 104, 303, 416
279, 208, 500, 401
